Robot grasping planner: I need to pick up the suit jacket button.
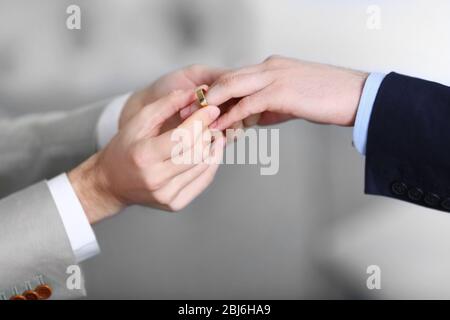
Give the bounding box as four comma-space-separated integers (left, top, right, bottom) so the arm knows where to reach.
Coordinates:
10, 287, 26, 300
408, 187, 424, 201
391, 181, 408, 196
424, 193, 441, 207
35, 284, 52, 300
23, 290, 39, 300
441, 198, 450, 211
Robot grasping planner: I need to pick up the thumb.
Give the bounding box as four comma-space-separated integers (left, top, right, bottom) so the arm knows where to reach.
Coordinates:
133, 90, 196, 135
179, 105, 221, 130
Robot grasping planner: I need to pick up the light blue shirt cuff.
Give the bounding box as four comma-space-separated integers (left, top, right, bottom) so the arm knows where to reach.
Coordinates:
353, 72, 386, 155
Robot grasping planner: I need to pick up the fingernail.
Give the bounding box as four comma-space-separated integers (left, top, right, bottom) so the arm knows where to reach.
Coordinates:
179, 106, 190, 119
208, 106, 220, 120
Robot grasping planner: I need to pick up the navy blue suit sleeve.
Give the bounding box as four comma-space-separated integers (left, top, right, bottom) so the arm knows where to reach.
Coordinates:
365, 72, 450, 212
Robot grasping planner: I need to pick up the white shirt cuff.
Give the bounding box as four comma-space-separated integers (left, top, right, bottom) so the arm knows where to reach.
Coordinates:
47, 173, 100, 263
96, 93, 132, 150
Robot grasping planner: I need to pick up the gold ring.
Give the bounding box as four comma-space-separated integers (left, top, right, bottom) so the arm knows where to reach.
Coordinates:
196, 88, 208, 107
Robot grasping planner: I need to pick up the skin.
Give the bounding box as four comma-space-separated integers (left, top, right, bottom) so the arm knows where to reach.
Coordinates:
68, 65, 227, 224
201, 56, 368, 130
67, 58, 368, 224
120, 64, 226, 131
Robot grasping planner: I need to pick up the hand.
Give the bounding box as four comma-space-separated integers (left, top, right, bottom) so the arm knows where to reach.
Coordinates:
69, 90, 225, 224
119, 65, 226, 131
205, 56, 368, 130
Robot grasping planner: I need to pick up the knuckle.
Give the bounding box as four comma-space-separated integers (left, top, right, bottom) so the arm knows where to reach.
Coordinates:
236, 96, 254, 114
237, 96, 252, 107
186, 64, 204, 74
145, 177, 163, 192
143, 167, 165, 192
149, 112, 165, 127
153, 190, 173, 206
130, 144, 147, 169
167, 202, 184, 212
264, 54, 283, 67
217, 73, 238, 87
222, 74, 239, 86
168, 89, 183, 99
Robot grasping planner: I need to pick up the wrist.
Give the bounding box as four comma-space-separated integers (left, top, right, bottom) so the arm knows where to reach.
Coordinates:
344, 70, 369, 126
68, 153, 125, 224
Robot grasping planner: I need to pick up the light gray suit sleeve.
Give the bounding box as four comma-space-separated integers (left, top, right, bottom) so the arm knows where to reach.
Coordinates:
0, 182, 87, 299
0, 100, 110, 299
0, 100, 106, 197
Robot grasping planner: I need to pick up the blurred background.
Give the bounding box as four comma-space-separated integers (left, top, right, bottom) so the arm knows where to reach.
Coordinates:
2, 0, 450, 299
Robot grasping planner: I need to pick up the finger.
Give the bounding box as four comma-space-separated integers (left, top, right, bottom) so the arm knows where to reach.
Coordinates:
184, 65, 228, 86
133, 89, 196, 134
168, 134, 225, 211
224, 120, 245, 145
179, 104, 220, 130
243, 113, 262, 127
150, 142, 214, 207
153, 163, 209, 208
144, 104, 219, 160
168, 128, 212, 164
209, 63, 265, 88
150, 119, 211, 161
146, 136, 211, 190
179, 85, 209, 120
179, 98, 240, 122
217, 98, 259, 130
205, 131, 225, 165
212, 91, 268, 131
179, 102, 200, 120
180, 91, 244, 122
207, 71, 273, 107
221, 63, 265, 79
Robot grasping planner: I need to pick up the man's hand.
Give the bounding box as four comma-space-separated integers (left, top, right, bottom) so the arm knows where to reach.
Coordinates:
205, 56, 368, 130
119, 65, 226, 131
69, 90, 225, 224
